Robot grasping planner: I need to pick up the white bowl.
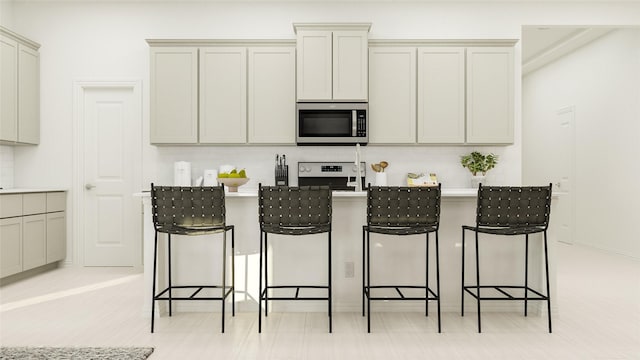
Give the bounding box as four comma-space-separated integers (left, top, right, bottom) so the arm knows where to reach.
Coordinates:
217, 177, 250, 192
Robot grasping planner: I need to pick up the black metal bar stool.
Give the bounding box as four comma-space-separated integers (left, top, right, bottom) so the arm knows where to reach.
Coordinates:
150, 184, 235, 333
461, 184, 553, 333
362, 185, 442, 333
258, 185, 332, 333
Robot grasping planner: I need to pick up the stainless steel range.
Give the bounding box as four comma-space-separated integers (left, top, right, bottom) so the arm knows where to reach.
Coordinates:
297, 161, 366, 191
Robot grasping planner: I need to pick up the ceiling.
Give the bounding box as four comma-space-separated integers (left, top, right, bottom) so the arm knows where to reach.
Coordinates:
521, 26, 614, 75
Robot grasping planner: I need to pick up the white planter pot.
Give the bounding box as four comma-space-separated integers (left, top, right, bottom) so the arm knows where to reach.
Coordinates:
470, 175, 486, 189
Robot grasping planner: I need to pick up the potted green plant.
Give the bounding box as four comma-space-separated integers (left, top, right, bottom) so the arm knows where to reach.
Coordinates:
460, 151, 498, 187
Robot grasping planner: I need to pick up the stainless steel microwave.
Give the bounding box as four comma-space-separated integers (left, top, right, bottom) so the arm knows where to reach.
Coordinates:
296, 103, 368, 145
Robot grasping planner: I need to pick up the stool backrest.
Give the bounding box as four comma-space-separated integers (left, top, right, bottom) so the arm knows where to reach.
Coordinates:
150, 184, 226, 228
259, 185, 332, 227
475, 184, 552, 228
367, 185, 441, 228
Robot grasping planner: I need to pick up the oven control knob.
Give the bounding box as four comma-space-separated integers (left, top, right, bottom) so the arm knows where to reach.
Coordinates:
352, 165, 358, 172
299, 165, 306, 172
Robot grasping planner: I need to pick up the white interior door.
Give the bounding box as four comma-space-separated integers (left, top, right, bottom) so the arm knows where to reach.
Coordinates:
555, 106, 576, 244
77, 82, 141, 266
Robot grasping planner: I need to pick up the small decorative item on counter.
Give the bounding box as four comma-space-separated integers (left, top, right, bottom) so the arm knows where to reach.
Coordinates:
370, 161, 389, 173
460, 151, 498, 176
407, 172, 438, 187
371, 161, 389, 186
460, 151, 498, 188
217, 168, 249, 192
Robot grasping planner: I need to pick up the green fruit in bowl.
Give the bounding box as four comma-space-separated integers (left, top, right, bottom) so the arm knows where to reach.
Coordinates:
228, 173, 241, 178
218, 173, 229, 178
230, 169, 238, 174
238, 169, 247, 178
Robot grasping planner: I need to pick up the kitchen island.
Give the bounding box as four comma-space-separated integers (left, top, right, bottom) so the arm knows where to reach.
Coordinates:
136, 189, 559, 319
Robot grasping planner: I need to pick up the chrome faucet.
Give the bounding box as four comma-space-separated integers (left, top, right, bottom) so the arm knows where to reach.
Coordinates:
346, 144, 363, 192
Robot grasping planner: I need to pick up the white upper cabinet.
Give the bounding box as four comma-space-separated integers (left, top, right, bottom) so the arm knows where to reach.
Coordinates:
148, 40, 297, 145
466, 47, 514, 144
18, 44, 40, 144
417, 47, 466, 144
296, 31, 332, 101
332, 31, 369, 101
294, 23, 370, 102
200, 47, 247, 144
149, 47, 198, 144
0, 34, 18, 143
0, 27, 40, 145
368, 47, 416, 144
248, 47, 296, 144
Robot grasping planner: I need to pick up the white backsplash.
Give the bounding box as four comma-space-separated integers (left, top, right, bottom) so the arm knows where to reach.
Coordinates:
0, 145, 15, 189
148, 145, 515, 191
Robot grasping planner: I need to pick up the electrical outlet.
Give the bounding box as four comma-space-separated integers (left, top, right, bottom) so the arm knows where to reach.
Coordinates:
345, 261, 355, 278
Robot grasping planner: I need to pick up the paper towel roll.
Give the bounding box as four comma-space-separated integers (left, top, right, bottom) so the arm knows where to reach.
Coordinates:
203, 169, 218, 186
174, 161, 191, 186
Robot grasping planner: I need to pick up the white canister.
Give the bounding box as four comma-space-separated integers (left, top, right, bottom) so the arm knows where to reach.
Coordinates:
375, 172, 388, 186
174, 161, 191, 186
203, 169, 218, 186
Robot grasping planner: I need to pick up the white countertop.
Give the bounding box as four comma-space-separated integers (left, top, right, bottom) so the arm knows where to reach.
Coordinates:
0, 188, 67, 194
134, 188, 478, 198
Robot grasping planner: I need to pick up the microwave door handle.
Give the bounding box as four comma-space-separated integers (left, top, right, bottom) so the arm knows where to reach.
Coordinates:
352, 110, 357, 137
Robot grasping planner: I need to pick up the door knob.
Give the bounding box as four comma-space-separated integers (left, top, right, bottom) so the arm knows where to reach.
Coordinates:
85, 183, 96, 190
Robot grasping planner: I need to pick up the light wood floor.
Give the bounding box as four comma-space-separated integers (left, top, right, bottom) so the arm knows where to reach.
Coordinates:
1, 243, 638, 359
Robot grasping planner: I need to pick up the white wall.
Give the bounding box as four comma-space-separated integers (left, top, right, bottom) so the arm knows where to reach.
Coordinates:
523, 29, 640, 259
0, 145, 14, 188
8, 1, 640, 264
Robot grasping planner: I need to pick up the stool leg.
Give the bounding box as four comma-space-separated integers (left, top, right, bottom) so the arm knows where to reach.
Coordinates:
151, 231, 159, 333
524, 234, 529, 317
435, 231, 441, 333
425, 232, 429, 317
544, 231, 553, 333
367, 231, 371, 333
258, 231, 263, 333
461, 228, 465, 317
328, 231, 332, 333
362, 227, 366, 317
221, 231, 227, 333
232, 227, 235, 317
475, 231, 481, 333
264, 233, 269, 318
168, 234, 173, 317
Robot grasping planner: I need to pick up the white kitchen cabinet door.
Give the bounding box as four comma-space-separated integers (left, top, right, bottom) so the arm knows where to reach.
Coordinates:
417, 47, 466, 144
368, 47, 416, 144
46, 211, 66, 263
296, 31, 332, 101
333, 31, 368, 101
0, 35, 18, 143
199, 47, 247, 144
0, 217, 22, 277
150, 47, 198, 144
248, 47, 295, 144
22, 214, 46, 271
17, 44, 39, 144
466, 47, 514, 144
